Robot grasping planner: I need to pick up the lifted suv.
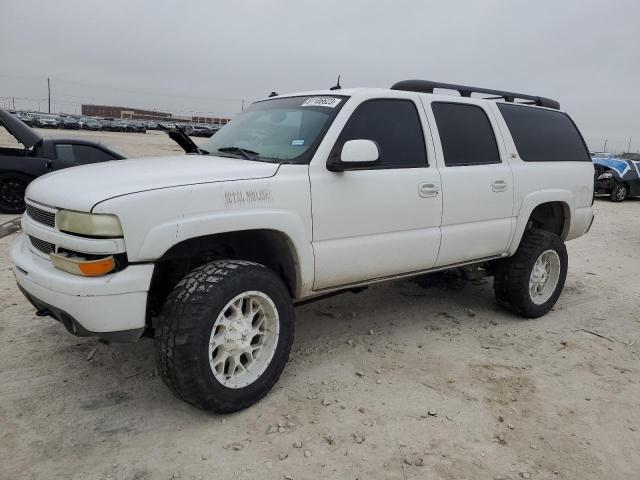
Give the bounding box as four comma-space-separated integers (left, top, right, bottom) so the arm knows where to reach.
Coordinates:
11, 80, 595, 412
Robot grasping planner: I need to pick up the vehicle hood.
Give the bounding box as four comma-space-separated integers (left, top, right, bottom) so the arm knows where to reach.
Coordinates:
592, 157, 630, 177
26, 155, 280, 211
0, 108, 42, 148
157, 123, 200, 154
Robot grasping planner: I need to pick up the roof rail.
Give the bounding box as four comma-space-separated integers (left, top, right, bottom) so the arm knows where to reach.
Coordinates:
391, 80, 560, 110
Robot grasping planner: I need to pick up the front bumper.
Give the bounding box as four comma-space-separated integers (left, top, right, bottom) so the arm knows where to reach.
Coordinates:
10, 233, 154, 341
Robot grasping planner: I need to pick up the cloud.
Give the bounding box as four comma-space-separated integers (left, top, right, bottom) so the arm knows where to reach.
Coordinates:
1, 0, 638, 150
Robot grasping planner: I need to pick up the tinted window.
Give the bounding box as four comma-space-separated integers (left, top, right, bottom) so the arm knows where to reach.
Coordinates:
432, 102, 500, 167
337, 99, 427, 168
56, 144, 117, 164
497, 104, 590, 162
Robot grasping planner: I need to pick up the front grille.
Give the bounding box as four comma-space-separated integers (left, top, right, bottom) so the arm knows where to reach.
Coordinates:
26, 204, 55, 228
29, 236, 55, 255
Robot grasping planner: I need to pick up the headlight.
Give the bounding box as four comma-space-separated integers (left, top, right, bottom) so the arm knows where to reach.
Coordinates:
597, 172, 613, 180
57, 210, 123, 237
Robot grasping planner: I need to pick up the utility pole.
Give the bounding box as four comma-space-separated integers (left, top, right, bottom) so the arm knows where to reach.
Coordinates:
12, 97, 15, 110
241, 99, 245, 111
47, 77, 51, 113
628, 137, 632, 153
603, 139, 608, 152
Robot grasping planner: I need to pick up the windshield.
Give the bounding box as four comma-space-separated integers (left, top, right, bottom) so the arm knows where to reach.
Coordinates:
200, 95, 347, 163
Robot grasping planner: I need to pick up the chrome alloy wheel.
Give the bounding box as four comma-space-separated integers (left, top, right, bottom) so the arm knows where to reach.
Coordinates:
208, 291, 280, 388
528, 249, 561, 305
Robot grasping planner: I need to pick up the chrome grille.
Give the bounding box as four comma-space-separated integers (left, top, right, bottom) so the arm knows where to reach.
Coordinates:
26, 204, 55, 228
29, 236, 55, 255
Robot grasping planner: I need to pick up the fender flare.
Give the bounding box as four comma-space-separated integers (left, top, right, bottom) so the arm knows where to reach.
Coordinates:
508, 189, 573, 255
137, 208, 314, 295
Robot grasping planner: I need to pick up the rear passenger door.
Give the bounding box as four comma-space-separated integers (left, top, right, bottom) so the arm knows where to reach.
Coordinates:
424, 99, 514, 266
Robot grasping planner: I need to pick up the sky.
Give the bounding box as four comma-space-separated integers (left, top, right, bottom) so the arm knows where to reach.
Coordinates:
1, 0, 639, 152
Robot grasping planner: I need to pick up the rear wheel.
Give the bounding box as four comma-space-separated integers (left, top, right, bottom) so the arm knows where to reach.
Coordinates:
610, 183, 627, 202
155, 259, 294, 412
494, 230, 567, 318
0, 173, 31, 214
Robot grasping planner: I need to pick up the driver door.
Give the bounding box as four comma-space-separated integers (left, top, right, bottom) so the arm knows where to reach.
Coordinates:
309, 97, 442, 290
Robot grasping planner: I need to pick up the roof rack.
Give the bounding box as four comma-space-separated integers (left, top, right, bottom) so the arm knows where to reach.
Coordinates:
391, 80, 560, 110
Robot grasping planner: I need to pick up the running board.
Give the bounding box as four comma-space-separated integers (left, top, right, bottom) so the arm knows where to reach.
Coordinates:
305, 255, 505, 299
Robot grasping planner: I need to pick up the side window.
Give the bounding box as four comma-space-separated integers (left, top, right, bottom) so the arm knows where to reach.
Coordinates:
497, 104, 590, 162
55, 144, 76, 163
432, 102, 501, 167
337, 99, 427, 168
75, 145, 117, 163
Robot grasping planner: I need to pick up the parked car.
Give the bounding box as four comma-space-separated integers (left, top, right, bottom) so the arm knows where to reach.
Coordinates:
33, 114, 59, 128
98, 119, 124, 132
592, 153, 640, 201
79, 117, 102, 130
57, 116, 81, 130
190, 124, 217, 137
128, 121, 147, 134
10, 81, 594, 412
0, 109, 127, 213
16, 112, 35, 126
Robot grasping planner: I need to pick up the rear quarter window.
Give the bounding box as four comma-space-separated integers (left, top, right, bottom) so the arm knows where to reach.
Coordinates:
497, 104, 590, 162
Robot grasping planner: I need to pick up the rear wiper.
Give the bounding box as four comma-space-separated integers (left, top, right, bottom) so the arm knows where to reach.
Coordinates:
217, 146, 260, 160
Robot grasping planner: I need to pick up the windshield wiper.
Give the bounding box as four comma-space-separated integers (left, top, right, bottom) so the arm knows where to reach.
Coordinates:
217, 146, 260, 160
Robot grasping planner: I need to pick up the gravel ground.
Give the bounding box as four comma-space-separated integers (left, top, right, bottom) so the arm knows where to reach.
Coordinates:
0, 130, 639, 479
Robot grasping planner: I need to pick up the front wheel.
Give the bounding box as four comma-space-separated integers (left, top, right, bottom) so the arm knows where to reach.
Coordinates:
493, 230, 567, 318
610, 183, 627, 202
155, 260, 294, 412
0, 173, 31, 214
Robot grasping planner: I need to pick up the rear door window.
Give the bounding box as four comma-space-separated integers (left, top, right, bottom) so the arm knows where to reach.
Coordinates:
432, 102, 501, 167
497, 104, 590, 162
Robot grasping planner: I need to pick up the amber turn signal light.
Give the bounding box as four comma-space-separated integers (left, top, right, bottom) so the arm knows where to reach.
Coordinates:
50, 253, 116, 277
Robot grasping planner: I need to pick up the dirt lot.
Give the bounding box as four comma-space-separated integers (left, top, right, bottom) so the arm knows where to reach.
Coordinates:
1, 130, 639, 480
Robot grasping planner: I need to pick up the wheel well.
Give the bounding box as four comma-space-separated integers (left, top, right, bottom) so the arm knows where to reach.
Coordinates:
526, 202, 569, 239
146, 229, 299, 321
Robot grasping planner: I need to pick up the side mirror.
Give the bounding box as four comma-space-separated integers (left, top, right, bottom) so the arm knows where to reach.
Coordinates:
327, 139, 380, 171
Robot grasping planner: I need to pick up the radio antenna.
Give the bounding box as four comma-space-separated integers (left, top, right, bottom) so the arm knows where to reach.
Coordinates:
330, 74, 342, 91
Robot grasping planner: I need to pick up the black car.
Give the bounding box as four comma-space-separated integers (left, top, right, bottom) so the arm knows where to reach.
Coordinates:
592, 153, 640, 202
98, 119, 122, 132
79, 117, 102, 130
0, 109, 127, 213
57, 116, 81, 130
131, 121, 147, 133
190, 124, 218, 137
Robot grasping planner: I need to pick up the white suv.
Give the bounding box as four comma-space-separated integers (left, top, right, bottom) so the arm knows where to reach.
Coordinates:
11, 80, 595, 412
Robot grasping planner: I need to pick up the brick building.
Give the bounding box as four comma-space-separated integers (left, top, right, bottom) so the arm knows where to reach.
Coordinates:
81, 104, 230, 124
81, 105, 171, 120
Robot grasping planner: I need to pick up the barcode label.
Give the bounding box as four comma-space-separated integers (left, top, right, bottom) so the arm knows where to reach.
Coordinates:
301, 97, 342, 108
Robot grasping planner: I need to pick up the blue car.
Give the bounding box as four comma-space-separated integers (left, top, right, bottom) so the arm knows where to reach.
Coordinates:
592, 153, 640, 201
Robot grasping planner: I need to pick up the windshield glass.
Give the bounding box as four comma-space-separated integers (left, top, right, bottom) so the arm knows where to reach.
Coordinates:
200, 95, 347, 163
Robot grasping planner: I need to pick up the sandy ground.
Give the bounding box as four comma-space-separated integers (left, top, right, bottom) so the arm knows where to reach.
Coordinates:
1, 130, 639, 479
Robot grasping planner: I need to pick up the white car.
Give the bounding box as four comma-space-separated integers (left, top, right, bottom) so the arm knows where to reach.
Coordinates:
11, 80, 595, 412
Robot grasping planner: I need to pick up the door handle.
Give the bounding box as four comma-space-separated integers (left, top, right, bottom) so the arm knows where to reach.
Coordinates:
491, 179, 508, 192
419, 183, 440, 198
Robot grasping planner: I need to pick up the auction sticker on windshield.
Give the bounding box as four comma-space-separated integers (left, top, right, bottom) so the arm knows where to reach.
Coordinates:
301, 97, 341, 108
